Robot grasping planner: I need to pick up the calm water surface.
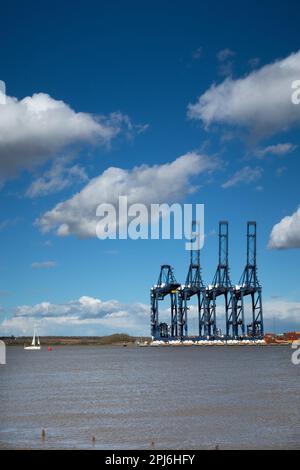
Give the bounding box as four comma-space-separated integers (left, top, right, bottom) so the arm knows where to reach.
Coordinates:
0, 345, 299, 449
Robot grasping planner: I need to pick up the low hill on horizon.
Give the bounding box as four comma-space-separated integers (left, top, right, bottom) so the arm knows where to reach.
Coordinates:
1, 333, 151, 346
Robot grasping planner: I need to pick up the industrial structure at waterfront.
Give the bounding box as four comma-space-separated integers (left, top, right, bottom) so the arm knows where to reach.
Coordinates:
150, 221, 264, 341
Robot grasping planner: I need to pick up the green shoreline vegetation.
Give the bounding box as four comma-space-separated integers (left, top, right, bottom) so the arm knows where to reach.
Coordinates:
0, 333, 151, 346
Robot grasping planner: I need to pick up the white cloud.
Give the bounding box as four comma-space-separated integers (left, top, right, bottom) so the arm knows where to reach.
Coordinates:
216, 49, 236, 77
222, 166, 262, 189
217, 48, 235, 62
1, 295, 299, 336
188, 50, 300, 139
0, 217, 20, 232
26, 156, 88, 197
31, 261, 56, 269
189, 297, 300, 331
263, 298, 300, 323
254, 142, 297, 158
268, 206, 300, 249
37, 152, 218, 238
0, 296, 149, 336
0, 93, 143, 185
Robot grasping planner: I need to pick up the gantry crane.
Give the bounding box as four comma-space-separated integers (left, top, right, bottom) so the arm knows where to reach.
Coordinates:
178, 221, 206, 339
228, 222, 263, 339
150, 265, 180, 339
150, 221, 264, 341
205, 221, 233, 339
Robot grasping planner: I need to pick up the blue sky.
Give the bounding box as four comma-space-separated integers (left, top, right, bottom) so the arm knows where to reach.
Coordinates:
1, 0, 300, 336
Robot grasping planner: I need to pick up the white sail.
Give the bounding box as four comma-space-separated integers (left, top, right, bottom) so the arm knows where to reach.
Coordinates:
31, 327, 36, 346
24, 325, 41, 350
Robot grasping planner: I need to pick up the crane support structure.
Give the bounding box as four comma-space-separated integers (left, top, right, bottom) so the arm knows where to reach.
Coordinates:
228, 222, 264, 339
150, 220, 264, 341
204, 221, 233, 339
178, 221, 206, 339
150, 265, 180, 339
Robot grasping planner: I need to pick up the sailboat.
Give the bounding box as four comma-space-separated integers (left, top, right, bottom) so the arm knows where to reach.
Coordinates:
24, 326, 41, 350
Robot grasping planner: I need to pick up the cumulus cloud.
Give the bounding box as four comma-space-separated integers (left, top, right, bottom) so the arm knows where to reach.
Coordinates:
26, 156, 88, 197
248, 298, 300, 332
254, 142, 297, 158
36, 152, 218, 238
263, 298, 300, 323
222, 166, 262, 189
0, 296, 149, 336
31, 261, 56, 269
268, 206, 300, 249
188, 50, 300, 139
1, 295, 299, 336
189, 297, 300, 332
0, 92, 143, 185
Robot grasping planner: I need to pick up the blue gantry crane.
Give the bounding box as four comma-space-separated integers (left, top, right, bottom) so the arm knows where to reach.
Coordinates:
150, 220, 264, 341
178, 222, 206, 339
150, 264, 180, 339
204, 221, 233, 339
228, 222, 264, 339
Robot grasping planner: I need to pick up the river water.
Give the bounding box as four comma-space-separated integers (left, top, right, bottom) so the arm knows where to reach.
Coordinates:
0, 345, 299, 449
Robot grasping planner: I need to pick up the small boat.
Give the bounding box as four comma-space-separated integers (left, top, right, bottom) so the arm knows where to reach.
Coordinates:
24, 326, 41, 350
